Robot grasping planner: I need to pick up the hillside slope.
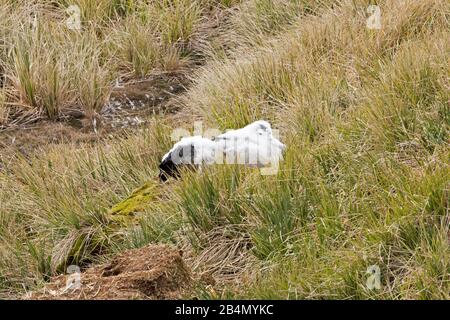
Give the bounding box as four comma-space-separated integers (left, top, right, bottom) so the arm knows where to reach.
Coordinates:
0, 0, 449, 299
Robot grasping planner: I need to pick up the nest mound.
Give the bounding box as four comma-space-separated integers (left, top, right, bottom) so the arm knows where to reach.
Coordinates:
31, 245, 192, 300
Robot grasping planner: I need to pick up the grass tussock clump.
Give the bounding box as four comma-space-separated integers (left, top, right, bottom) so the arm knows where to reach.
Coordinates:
0, 0, 228, 124
9, 20, 114, 119
0, 88, 9, 125
0, 0, 449, 299
228, 0, 335, 47
177, 0, 450, 299
0, 116, 174, 293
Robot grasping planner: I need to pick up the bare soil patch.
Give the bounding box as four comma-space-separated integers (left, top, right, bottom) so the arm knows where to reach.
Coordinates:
0, 73, 187, 164
103, 74, 186, 130
30, 244, 193, 300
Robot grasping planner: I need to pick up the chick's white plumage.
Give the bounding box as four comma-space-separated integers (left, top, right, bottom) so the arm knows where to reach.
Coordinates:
214, 120, 285, 166
159, 120, 286, 181
161, 136, 216, 165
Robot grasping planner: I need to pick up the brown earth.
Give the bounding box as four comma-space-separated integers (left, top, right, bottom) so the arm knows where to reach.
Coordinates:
0, 73, 187, 167
27, 231, 255, 300
103, 74, 185, 130
29, 244, 195, 300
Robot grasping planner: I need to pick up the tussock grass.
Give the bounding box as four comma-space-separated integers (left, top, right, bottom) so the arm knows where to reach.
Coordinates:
155, 0, 204, 48
0, 119, 172, 295
0, 0, 449, 299
112, 15, 188, 78
0, 0, 220, 123
0, 88, 8, 125
176, 0, 449, 298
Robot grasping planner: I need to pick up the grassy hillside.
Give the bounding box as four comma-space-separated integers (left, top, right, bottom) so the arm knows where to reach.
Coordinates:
0, 0, 449, 299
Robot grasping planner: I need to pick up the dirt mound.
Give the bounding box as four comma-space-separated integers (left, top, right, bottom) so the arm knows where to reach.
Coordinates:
30, 245, 192, 300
